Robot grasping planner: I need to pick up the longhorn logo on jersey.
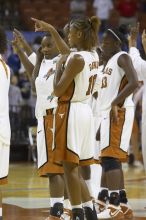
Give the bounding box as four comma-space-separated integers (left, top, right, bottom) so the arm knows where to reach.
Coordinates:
44, 68, 55, 80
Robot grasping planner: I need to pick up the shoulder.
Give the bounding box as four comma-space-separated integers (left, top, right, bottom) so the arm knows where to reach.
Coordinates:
68, 53, 85, 67
118, 53, 132, 68
118, 53, 131, 62
65, 53, 85, 74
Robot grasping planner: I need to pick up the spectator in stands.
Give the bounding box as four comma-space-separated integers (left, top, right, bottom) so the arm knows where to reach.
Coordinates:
18, 72, 33, 138
7, 47, 21, 75
108, 9, 120, 29
18, 72, 31, 105
70, 0, 87, 19
93, 0, 113, 32
9, 74, 22, 140
9, 74, 22, 108
140, 0, 146, 12
12, 3, 20, 28
116, 0, 139, 26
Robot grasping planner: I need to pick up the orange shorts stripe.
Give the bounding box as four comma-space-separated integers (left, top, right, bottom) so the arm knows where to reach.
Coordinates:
38, 161, 64, 177
40, 111, 64, 176
79, 158, 95, 166
0, 176, 8, 185
101, 108, 128, 162
51, 102, 80, 165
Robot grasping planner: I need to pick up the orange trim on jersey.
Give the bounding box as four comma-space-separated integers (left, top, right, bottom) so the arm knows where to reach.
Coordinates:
58, 80, 75, 103
0, 58, 9, 78
117, 75, 128, 107
101, 108, 128, 162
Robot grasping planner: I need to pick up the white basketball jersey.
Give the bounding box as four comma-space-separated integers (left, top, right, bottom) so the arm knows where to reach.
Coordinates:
99, 51, 134, 111
35, 56, 59, 118
65, 50, 99, 103
0, 56, 11, 144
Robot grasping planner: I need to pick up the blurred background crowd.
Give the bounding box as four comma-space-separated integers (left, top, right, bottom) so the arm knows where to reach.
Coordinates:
2, 0, 145, 167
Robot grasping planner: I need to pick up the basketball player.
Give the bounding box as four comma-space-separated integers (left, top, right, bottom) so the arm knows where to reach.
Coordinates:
0, 26, 11, 220
32, 16, 100, 220
12, 32, 67, 219
95, 28, 138, 219
128, 23, 146, 171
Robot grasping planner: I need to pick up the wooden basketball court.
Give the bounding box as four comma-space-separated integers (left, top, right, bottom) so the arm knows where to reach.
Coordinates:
1, 162, 146, 220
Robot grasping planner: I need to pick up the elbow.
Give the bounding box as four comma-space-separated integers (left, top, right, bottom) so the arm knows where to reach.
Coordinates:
130, 80, 139, 91
133, 80, 139, 89
53, 87, 62, 97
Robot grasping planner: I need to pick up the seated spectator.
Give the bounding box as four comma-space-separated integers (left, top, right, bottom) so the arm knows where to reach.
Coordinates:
93, 0, 113, 32
70, 0, 87, 19
116, 0, 139, 26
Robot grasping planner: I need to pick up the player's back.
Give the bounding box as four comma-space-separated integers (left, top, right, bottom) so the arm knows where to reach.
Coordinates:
59, 50, 99, 103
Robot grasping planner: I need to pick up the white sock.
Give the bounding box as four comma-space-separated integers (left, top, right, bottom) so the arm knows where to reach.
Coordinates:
82, 200, 93, 210
72, 204, 82, 209
0, 207, 2, 216
85, 179, 94, 198
50, 197, 64, 207
64, 199, 72, 210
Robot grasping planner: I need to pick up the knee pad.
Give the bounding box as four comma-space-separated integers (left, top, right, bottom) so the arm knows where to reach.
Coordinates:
101, 157, 121, 172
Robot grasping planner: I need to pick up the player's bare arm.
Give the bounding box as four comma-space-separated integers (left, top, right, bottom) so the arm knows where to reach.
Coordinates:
128, 23, 139, 48
54, 54, 85, 97
12, 38, 34, 80
31, 47, 43, 92
31, 17, 70, 55
13, 29, 33, 56
112, 54, 138, 106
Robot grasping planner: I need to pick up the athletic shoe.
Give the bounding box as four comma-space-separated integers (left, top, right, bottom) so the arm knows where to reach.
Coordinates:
120, 203, 133, 219
94, 200, 107, 214
97, 204, 124, 220
61, 208, 72, 220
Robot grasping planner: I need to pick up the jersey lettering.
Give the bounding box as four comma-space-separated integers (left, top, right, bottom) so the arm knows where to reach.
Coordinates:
101, 76, 107, 88
86, 74, 97, 95
89, 61, 99, 71
103, 67, 112, 75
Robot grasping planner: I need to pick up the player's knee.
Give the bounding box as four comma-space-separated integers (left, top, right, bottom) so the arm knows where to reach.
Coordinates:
101, 157, 121, 172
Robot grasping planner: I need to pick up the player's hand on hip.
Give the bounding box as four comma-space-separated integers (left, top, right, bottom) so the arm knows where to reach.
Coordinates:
56, 54, 69, 72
